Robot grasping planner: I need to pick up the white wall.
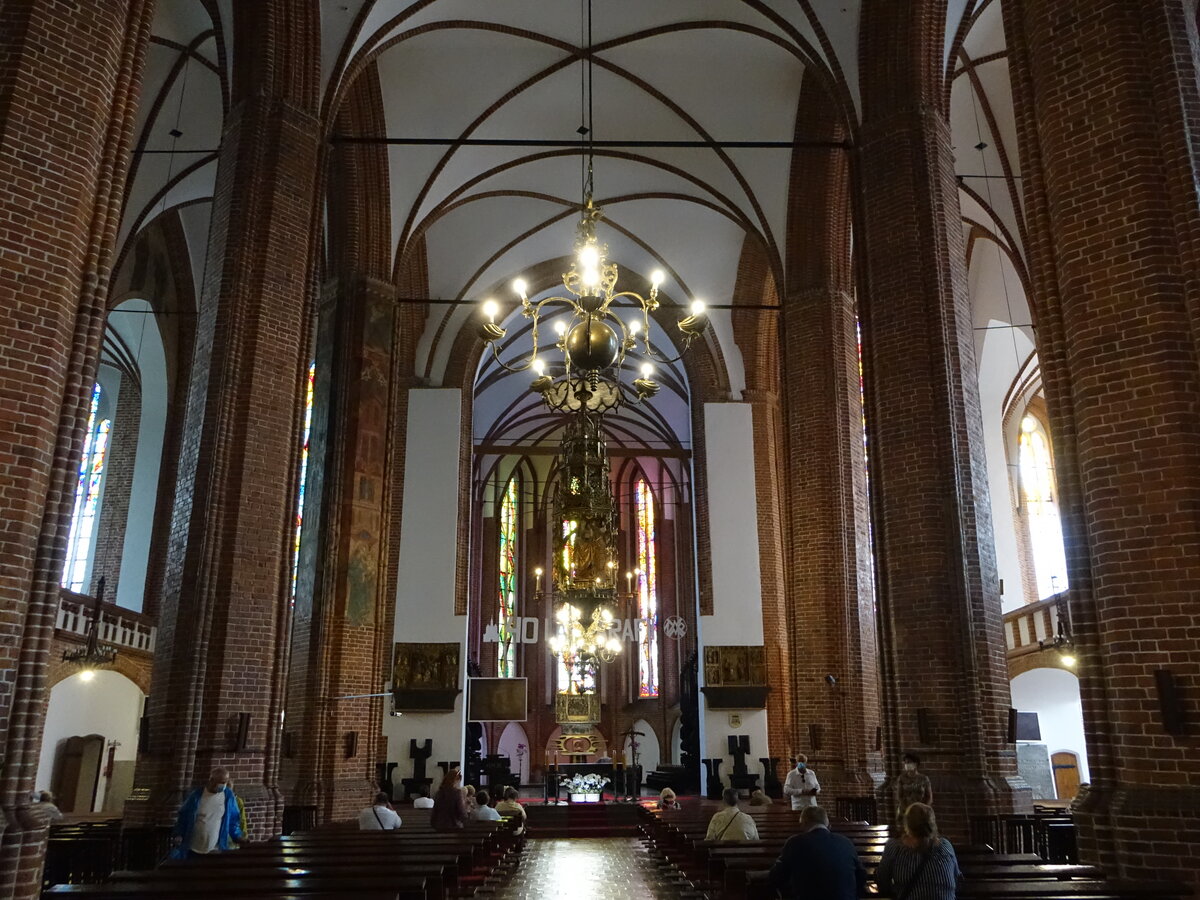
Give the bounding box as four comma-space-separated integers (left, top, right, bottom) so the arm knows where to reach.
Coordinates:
1009, 667, 1090, 785
109, 299, 167, 611
36, 670, 144, 812
699, 403, 769, 782
385, 389, 468, 776
496, 722, 530, 785
623, 718, 661, 777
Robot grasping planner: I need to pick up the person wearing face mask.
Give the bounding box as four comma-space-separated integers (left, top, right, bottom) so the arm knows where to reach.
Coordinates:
170, 767, 244, 859
783, 754, 820, 811
894, 752, 933, 825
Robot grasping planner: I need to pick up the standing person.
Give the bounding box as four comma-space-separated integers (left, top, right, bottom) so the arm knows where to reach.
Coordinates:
412, 785, 434, 809
495, 786, 527, 834
431, 769, 469, 831
893, 752, 934, 823
876, 803, 961, 900
171, 767, 244, 859
783, 755, 820, 811
767, 806, 866, 900
705, 788, 760, 841
358, 791, 402, 830
474, 789, 501, 821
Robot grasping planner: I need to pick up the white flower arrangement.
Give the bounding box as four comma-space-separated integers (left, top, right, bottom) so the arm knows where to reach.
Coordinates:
559, 772, 610, 794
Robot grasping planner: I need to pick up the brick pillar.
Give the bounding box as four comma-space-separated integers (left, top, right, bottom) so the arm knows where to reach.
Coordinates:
90, 377, 141, 600
125, 85, 321, 834
856, 106, 1029, 837
778, 290, 880, 797
1005, 0, 1200, 886
0, 2, 152, 895
284, 275, 401, 822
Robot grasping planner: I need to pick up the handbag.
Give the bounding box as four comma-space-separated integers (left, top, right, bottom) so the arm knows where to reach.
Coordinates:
716, 810, 748, 840
896, 847, 935, 900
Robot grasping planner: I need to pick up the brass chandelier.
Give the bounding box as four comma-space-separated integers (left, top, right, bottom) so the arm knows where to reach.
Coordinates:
477, 0, 708, 699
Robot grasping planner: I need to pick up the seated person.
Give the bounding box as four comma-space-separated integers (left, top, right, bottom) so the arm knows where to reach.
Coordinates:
412, 785, 434, 809
31, 791, 63, 824
748, 789, 771, 807
706, 788, 760, 841
768, 806, 866, 900
463, 783, 479, 815
474, 789, 502, 821
358, 792, 401, 830
658, 787, 681, 810
494, 786, 527, 834
431, 769, 469, 832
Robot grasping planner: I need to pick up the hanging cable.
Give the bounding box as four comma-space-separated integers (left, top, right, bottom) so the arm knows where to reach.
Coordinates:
967, 82, 1025, 373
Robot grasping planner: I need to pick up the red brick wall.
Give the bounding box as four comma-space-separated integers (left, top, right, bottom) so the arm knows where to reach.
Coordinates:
0, 1, 153, 894
1004, 0, 1200, 888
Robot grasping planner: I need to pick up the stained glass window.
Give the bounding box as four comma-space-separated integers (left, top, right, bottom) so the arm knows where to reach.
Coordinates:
557, 518, 596, 693
62, 383, 111, 591
1019, 415, 1068, 599
635, 479, 659, 698
291, 362, 315, 602
497, 478, 518, 677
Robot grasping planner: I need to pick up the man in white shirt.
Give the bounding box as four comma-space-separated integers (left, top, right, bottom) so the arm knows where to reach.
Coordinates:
783, 755, 820, 811
412, 785, 434, 809
359, 792, 402, 830
705, 789, 760, 841
171, 767, 243, 859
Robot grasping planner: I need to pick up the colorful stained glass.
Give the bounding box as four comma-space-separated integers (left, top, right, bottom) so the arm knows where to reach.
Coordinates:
635, 479, 659, 698
291, 362, 315, 602
1019, 415, 1068, 599
557, 518, 596, 693
497, 478, 518, 677
62, 383, 111, 591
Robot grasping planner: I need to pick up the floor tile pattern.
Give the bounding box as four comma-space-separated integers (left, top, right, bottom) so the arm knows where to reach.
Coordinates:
486, 837, 703, 899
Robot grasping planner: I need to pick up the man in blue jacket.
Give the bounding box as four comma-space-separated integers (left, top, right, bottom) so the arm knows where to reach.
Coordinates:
768, 805, 866, 899
171, 767, 244, 858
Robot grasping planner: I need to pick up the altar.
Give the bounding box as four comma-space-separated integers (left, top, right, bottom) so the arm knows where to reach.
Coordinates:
544, 762, 642, 803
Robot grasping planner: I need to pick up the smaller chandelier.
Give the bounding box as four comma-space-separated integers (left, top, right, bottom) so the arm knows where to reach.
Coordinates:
62, 576, 118, 677
478, 197, 709, 414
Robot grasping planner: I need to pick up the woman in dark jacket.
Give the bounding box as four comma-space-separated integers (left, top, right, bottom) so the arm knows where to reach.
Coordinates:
876, 803, 961, 900
430, 768, 469, 831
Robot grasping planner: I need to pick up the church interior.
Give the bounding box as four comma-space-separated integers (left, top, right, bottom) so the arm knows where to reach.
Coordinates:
1, 0, 1198, 897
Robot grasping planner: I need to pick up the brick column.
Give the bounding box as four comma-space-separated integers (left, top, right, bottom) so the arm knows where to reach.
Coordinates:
284, 275, 401, 821
0, 2, 152, 895
856, 106, 1028, 837
1005, 0, 1200, 886
90, 377, 141, 599
777, 290, 880, 797
125, 87, 321, 834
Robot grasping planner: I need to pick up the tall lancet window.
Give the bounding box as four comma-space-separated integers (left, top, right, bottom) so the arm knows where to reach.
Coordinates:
556, 518, 596, 693
1019, 414, 1069, 599
635, 479, 659, 698
62, 383, 111, 591
291, 362, 315, 602
497, 478, 518, 677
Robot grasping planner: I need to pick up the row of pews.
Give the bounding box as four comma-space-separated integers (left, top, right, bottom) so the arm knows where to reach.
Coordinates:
637, 799, 1188, 900
44, 809, 523, 900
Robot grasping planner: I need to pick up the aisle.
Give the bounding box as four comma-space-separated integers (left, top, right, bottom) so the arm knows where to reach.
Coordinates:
485, 837, 704, 899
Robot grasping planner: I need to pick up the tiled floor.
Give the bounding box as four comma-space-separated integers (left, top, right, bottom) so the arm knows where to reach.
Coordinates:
486, 837, 704, 899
